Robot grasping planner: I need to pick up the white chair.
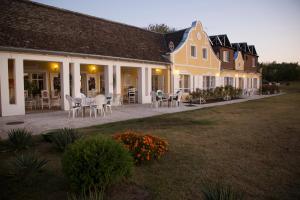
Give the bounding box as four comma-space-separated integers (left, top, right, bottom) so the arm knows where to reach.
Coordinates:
172, 90, 182, 107
128, 88, 136, 104
40, 90, 51, 109
51, 90, 60, 108
104, 94, 112, 114
91, 95, 106, 117
66, 95, 81, 118
113, 94, 123, 106
150, 91, 158, 108
24, 90, 36, 110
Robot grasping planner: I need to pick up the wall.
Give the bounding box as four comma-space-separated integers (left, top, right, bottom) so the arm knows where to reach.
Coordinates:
235, 51, 245, 71
243, 53, 259, 72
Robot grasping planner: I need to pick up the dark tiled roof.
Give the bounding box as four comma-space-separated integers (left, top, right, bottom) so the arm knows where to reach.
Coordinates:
248, 45, 257, 55
209, 34, 232, 48
0, 0, 171, 63
232, 43, 258, 56
164, 29, 188, 52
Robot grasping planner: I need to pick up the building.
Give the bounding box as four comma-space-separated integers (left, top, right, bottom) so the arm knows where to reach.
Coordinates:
0, 0, 261, 116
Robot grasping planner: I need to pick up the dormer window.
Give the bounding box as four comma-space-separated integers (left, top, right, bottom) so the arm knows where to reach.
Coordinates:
223, 51, 230, 62
191, 45, 197, 58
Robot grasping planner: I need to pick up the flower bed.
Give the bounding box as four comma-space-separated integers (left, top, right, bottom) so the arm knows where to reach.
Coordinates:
113, 130, 168, 164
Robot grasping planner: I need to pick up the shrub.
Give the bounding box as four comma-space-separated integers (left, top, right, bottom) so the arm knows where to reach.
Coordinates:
10, 153, 48, 183
201, 181, 244, 200
8, 129, 32, 151
262, 84, 280, 94
113, 130, 168, 164
51, 128, 81, 151
62, 136, 133, 195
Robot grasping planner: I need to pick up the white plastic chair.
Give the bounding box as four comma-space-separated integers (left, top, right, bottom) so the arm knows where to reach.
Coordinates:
113, 94, 122, 106
66, 95, 81, 118
150, 91, 158, 108
128, 88, 136, 104
40, 90, 51, 109
105, 93, 112, 114
91, 95, 106, 117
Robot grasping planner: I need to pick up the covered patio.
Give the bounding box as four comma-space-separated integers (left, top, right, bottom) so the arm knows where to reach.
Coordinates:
0, 52, 170, 116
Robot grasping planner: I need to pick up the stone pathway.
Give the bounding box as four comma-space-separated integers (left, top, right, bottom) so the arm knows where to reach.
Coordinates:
0, 94, 282, 139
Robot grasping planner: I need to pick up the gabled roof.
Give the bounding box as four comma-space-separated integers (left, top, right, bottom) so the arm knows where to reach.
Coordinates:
248, 45, 258, 55
232, 42, 258, 56
0, 0, 171, 64
164, 29, 188, 52
209, 34, 232, 48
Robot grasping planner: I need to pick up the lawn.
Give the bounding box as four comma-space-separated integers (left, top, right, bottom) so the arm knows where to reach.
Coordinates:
1, 82, 300, 200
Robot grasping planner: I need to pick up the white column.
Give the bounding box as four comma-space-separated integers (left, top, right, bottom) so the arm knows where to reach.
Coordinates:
70, 62, 81, 98
144, 67, 152, 103
138, 67, 146, 103
189, 75, 194, 92
60, 60, 70, 111
113, 65, 121, 95
0, 56, 9, 116
15, 58, 25, 114
198, 75, 203, 89
0, 56, 25, 116
173, 74, 179, 93
104, 65, 113, 95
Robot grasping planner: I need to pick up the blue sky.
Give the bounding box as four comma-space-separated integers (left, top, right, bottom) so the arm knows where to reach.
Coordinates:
33, 0, 300, 63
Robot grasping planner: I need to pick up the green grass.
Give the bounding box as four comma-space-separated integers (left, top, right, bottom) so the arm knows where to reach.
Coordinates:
0, 82, 300, 200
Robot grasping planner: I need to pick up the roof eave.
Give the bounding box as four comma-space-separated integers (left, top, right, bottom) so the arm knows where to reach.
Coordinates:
0, 46, 171, 65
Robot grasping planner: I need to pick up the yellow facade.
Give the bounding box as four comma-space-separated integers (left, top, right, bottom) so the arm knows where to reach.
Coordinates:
172, 21, 221, 76
169, 21, 261, 91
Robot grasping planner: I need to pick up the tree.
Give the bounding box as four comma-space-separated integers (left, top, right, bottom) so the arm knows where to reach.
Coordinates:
260, 62, 300, 82
145, 24, 176, 34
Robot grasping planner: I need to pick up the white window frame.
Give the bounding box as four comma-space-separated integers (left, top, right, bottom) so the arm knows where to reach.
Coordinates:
179, 74, 191, 93
203, 76, 216, 89
223, 51, 230, 62
224, 77, 234, 87
190, 45, 197, 58
202, 47, 208, 60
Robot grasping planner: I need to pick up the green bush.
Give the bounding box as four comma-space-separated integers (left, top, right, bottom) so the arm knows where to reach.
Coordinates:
62, 136, 133, 195
8, 129, 32, 151
10, 153, 48, 183
201, 181, 244, 200
51, 128, 81, 151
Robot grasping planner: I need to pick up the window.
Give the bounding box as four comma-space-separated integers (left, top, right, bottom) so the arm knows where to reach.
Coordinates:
252, 58, 256, 67
8, 59, 16, 104
179, 74, 190, 92
202, 48, 208, 59
31, 73, 45, 91
191, 45, 197, 58
238, 77, 244, 89
152, 75, 164, 91
223, 51, 230, 62
253, 78, 258, 89
203, 76, 216, 89
224, 77, 234, 86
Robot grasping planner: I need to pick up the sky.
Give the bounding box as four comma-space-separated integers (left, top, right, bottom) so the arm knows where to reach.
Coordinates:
33, 0, 300, 63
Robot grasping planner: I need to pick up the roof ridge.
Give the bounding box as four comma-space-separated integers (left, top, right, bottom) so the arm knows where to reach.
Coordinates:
164, 28, 188, 35
26, 0, 163, 35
